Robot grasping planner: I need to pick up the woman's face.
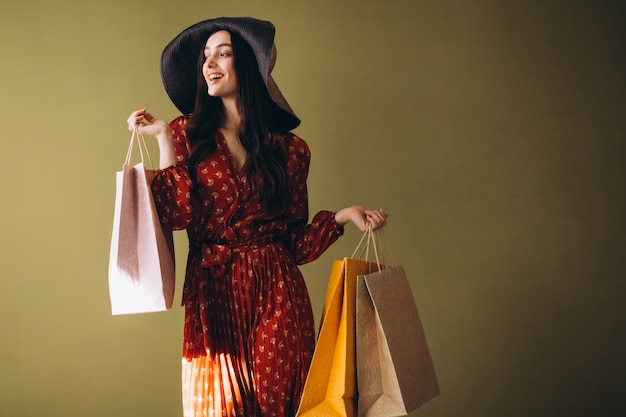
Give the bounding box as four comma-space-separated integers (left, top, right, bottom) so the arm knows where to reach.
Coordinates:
202, 30, 237, 99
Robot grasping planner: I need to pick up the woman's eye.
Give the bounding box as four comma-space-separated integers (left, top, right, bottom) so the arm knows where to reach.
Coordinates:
203, 50, 231, 61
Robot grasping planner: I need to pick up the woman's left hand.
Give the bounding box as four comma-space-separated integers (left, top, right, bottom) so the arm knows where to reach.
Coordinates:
335, 206, 389, 232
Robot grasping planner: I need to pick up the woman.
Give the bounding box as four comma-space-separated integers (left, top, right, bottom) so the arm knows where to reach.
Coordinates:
127, 17, 387, 417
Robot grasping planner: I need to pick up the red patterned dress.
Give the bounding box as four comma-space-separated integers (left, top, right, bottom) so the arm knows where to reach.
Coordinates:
151, 115, 342, 417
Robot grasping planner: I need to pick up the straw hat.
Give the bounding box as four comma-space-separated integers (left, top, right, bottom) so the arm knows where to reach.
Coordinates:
160, 17, 300, 131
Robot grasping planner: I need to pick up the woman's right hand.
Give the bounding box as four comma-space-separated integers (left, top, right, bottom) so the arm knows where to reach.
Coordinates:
126, 109, 176, 169
127, 108, 170, 138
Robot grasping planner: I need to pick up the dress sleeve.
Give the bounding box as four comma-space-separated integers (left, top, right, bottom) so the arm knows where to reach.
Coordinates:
283, 135, 344, 265
151, 115, 194, 231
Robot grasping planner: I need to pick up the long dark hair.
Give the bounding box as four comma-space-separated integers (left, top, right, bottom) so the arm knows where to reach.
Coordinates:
186, 30, 292, 215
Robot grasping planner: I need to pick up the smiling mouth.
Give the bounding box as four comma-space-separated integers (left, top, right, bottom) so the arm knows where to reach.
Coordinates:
209, 74, 224, 81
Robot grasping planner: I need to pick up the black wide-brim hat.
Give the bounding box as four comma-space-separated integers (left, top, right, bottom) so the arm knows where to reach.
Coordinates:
160, 17, 300, 131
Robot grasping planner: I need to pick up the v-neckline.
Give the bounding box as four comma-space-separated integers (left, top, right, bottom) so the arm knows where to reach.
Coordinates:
218, 130, 247, 175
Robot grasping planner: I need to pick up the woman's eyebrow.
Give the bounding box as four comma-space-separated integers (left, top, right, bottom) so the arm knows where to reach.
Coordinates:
204, 43, 232, 52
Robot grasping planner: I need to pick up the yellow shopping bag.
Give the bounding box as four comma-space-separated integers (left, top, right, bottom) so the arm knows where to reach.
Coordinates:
297, 257, 378, 417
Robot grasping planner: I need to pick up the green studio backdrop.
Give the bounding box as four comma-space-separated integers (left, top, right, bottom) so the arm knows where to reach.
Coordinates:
1, 0, 624, 416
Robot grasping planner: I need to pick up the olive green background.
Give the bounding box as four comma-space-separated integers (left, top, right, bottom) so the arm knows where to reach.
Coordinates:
1, 0, 624, 416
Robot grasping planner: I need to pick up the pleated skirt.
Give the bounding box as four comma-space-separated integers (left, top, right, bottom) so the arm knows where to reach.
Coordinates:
181, 242, 315, 417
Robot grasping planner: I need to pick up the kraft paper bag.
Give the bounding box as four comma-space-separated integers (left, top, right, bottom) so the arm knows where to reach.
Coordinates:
356, 264, 439, 417
108, 131, 175, 315
297, 258, 379, 417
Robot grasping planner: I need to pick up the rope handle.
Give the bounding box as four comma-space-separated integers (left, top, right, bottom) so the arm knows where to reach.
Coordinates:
351, 225, 396, 274
124, 128, 155, 169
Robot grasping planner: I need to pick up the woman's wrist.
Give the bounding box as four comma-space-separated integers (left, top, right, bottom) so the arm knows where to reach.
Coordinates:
334, 207, 352, 228
157, 129, 176, 169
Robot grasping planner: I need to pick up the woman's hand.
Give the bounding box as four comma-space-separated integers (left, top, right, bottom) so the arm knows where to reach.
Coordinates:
335, 206, 388, 232
127, 108, 170, 137
126, 109, 176, 169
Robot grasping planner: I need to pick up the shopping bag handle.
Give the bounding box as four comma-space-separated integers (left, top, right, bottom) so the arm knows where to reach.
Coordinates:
352, 225, 397, 274
124, 129, 155, 169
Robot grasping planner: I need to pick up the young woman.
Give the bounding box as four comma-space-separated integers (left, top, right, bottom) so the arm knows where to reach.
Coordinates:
127, 17, 387, 417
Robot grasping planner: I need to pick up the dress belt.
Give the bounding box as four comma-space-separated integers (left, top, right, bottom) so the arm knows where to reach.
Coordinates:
183, 237, 277, 304
193, 237, 277, 269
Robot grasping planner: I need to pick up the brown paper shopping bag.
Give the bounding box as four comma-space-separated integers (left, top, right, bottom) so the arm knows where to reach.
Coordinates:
108, 130, 175, 315
356, 231, 439, 417
297, 257, 378, 417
